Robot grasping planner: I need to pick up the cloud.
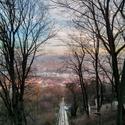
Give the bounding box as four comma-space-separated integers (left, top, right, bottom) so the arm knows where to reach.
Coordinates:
48, 0, 74, 28
43, 25, 83, 55
39, 0, 81, 55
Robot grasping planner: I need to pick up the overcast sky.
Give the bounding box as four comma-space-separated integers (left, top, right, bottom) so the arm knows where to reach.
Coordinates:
43, 0, 74, 55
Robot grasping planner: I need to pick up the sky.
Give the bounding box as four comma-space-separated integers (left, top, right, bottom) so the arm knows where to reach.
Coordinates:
43, 0, 74, 55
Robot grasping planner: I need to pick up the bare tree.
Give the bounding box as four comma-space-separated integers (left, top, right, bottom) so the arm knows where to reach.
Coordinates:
66, 82, 78, 118
0, 0, 54, 125
53, 0, 125, 124
65, 37, 90, 117
67, 33, 105, 124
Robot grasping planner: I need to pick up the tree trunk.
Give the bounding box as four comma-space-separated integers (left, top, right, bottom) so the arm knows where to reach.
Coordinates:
111, 54, 123, 125
8, 100, 26, 125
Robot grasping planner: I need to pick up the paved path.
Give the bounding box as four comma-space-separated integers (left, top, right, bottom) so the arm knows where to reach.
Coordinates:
58, 98, 69, 125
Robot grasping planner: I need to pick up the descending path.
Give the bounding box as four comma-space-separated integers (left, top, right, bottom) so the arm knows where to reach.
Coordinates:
58, 98, 69, 125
